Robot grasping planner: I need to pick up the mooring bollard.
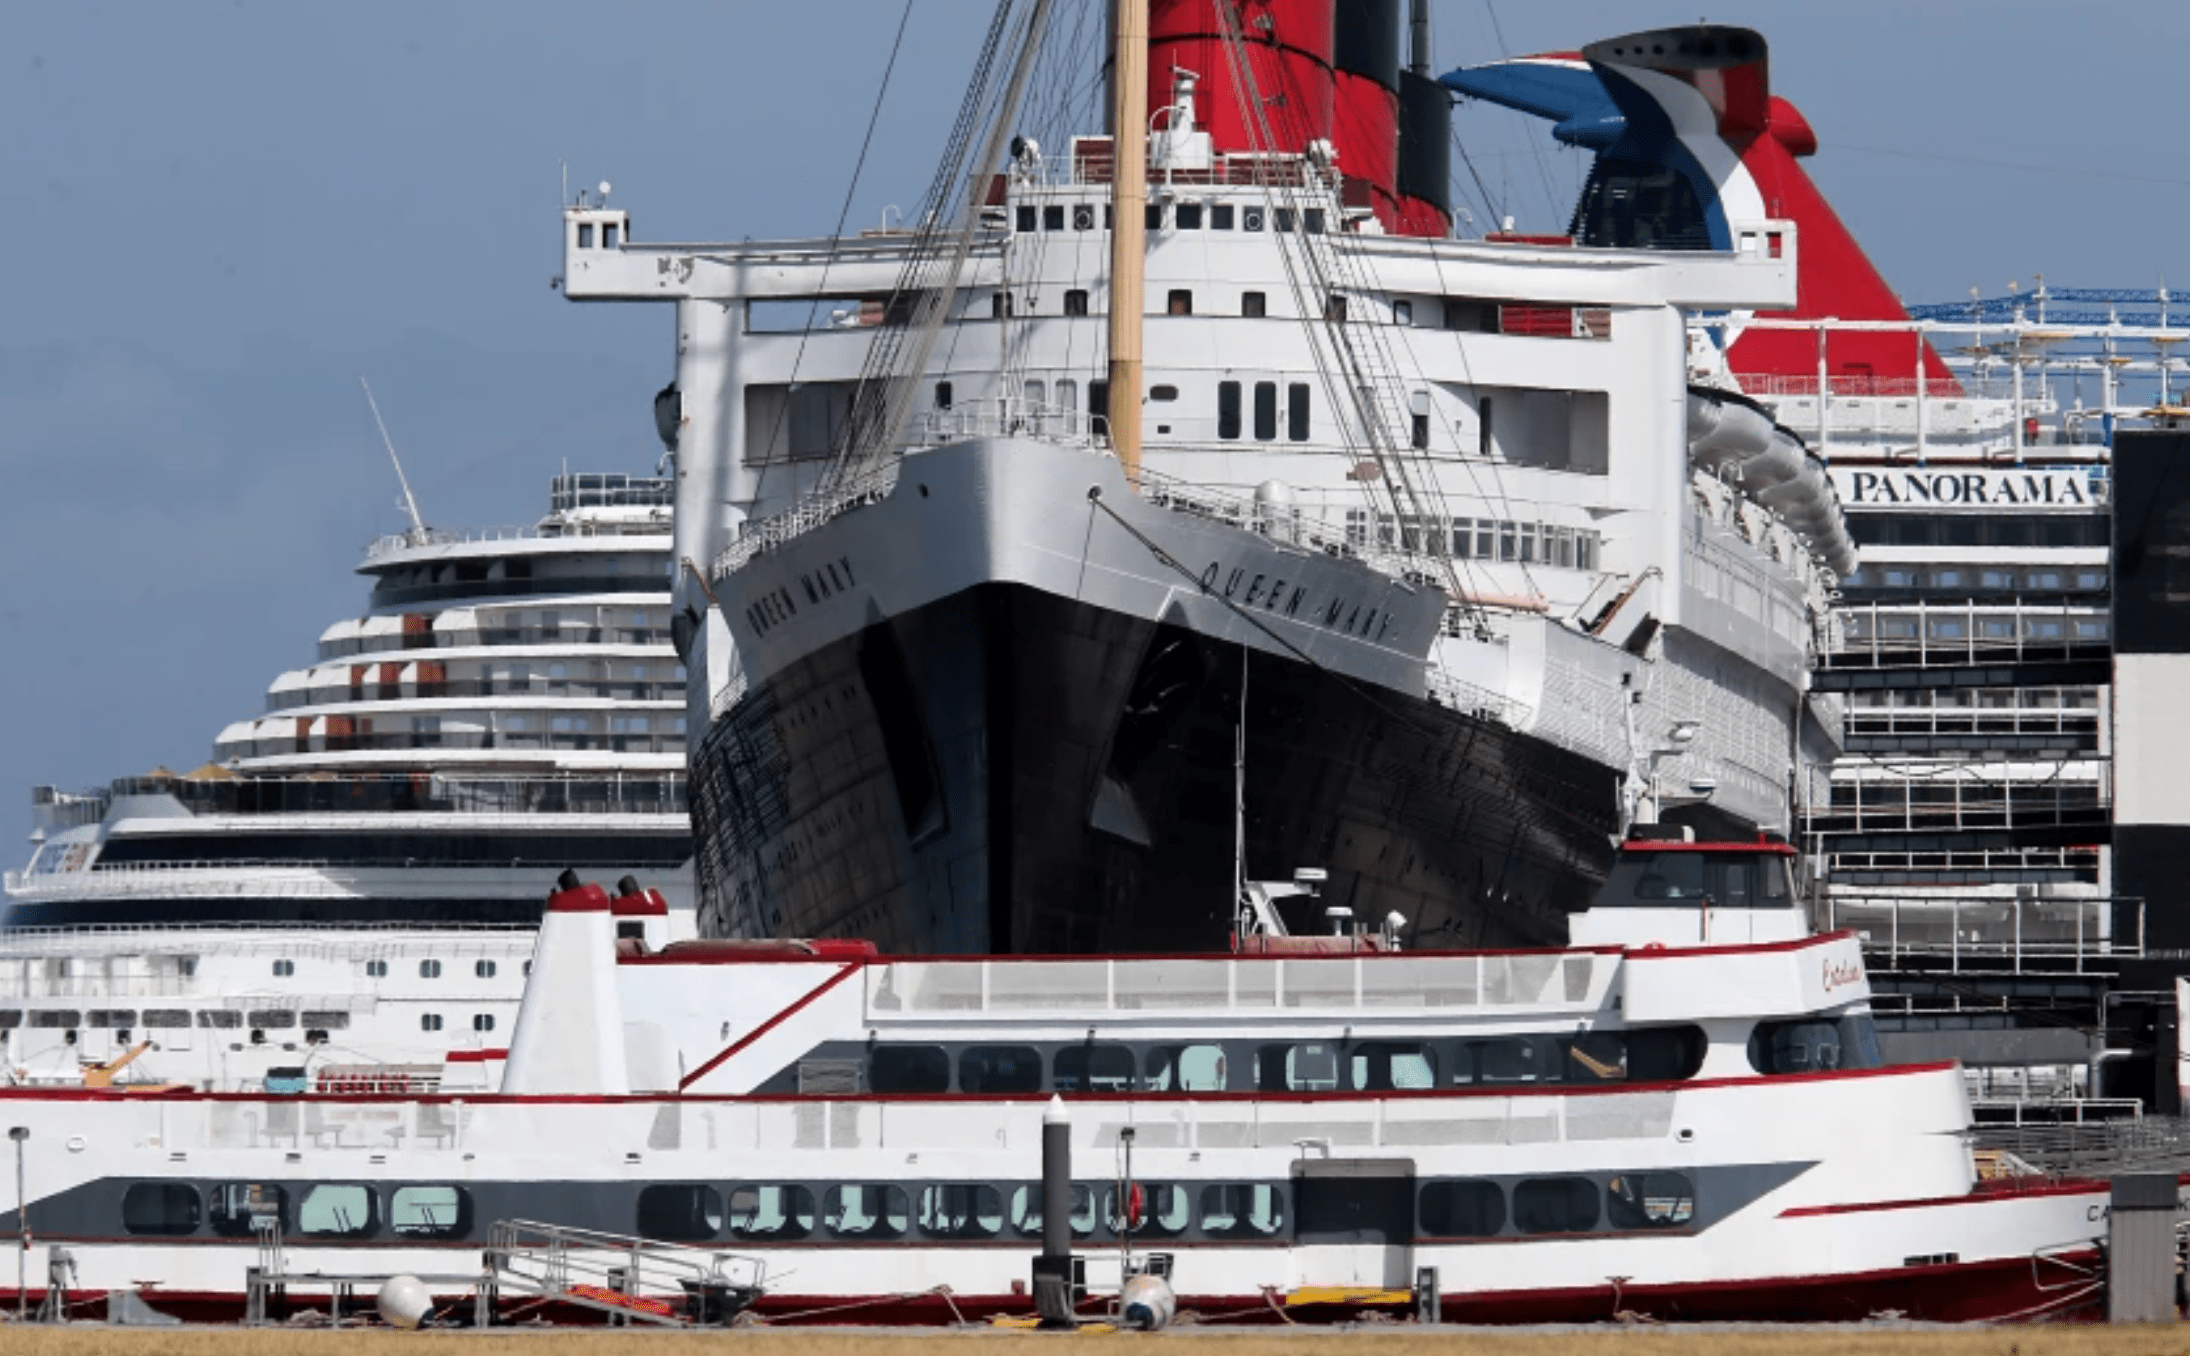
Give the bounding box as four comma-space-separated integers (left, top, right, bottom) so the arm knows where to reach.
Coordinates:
2108, 1172, 2179, 1324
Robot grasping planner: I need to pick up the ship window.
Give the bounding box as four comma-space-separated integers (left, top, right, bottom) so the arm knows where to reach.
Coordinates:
1053, 1043, 1137, 1092
1606, 1172, 1694, 1230
1217, 381, 1242, 439
959, 1044, 1043, 1093
868, 1044, 950, 1093
1212, 203, 1236, 230
1325, 294, 1348, 324
1016, 205, 1037, 232
1747, 1018, 1862, 1075
1167, 289, 1193, 316
729, 1184, 817, 1241
824, 1184, 911, 1240
476, 960, 497, 978
1275, 207, 1297, 232
1242, 290, 1267, 318
209, 1183, 286, 1237
934, 380, 954, 410
197, 1010, 241, 1030
1146, 203, 1164, 231
1176, 202, 1203, 230
420, 1014, 443, 1033
1394, 299, 1414, 325
602, 223, 618, 249
88, 1009, 135, 1029
1258, 1042, 1342, 1091
1559, 1030, 1631, 1082
1107, 1183, 1190, 1237
1145, 1043, 1230, 1092
1304, 208, 1326, 234
1603, 852, 1708, 902
390, 1185, 471, 1240
365, 960, 389, 978
31, 1010, 80, 1028
1513, 1176, 1599, 1234
1149, 384, 1179, 402
297, 1183, 378, 1238
271, 960, 295, 977
577, 223, 594, 248
1009, 1182, 1098, 1238
0, 1012, 19, 1029
122, 1183, 202, 1236
1089, 379, 1110, 436
1458, 1036, 1548, 1085
248, 1009, 294, 1029
1419, 1179, 1505, 1238
1350, 1042, 1437, 1090
143, 1010, 190, 1029
1288, 384, 1311, 441
992, 292, 1013, 319
1253, 382, 1277, 441
919, 1183, 1004, 1239
637, 1184, 723, 1241
1200, 1183, 1286, 1238
1242, 205, 1265, 232
420, 959, 443, 979
1073, 204, 1096, 230
1043, 204, 1065, 231
472, 1014, 495, 1032
1064, 289, 1089, 316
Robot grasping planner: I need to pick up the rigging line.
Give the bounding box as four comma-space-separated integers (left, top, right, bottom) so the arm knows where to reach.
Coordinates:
762, 0, 920, 475
1448, 122, 1500, 236
1477, 0, 1561, 231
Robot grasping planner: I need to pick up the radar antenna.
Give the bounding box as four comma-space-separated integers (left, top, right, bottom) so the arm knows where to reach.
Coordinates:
359, 377, 430, 542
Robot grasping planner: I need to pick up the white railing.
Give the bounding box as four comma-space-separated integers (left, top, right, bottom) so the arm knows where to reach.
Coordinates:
710, 460, 902, 581
1425, 668, 1534, 730
1823, 894, 2141, 973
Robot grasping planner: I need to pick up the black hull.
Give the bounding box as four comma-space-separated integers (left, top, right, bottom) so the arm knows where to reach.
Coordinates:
691, 583, 1619, 954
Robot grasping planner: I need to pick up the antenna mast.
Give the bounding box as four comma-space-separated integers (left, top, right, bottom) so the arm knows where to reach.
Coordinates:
359, 377, 429, 542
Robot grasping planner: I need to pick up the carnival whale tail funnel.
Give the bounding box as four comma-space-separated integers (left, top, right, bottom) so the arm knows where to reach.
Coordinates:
501, 871, 630, 1095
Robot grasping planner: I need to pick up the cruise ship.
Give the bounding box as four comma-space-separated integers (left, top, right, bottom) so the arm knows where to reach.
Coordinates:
0, 472, 696, 1088
561, 13, 1848, 956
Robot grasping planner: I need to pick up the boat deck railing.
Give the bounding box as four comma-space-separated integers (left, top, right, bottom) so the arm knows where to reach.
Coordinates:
1822, 894, 2142, 973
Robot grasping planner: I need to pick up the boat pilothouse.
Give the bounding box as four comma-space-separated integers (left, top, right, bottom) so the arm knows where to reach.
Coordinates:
0, 874, 2108, 1325
564, 6, 1849, 956
1, 473, 698, 1092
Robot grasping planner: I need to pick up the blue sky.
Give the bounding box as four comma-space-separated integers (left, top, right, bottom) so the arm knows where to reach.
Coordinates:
2, 0, 2183, 819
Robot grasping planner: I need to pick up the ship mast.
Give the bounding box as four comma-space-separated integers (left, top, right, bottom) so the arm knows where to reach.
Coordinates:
1107, 0, 1148, 482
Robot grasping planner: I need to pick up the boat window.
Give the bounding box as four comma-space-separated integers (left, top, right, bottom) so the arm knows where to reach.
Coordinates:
476, 960, 497, 978
1606, 1172, 1695, 1230
365, 960, 389, 978
868, 1045, 950, 1093
1009, 1182, 1098, 1238
1064, 289, 1089, 316
296, 1184, 378, 1238
209, 1183, 286, 1238
637, 1184, 724, 1241
1199, 1183, 1286, 1238
1145, 1043, 1230, 1092
992, 292, 1014, 319
919, 1183, 1004, 1239
1212, 203, 1236, 230
1350, 1041, 1437, 1090
1016, 205, 1037, 232
420, 1014, 443, 1032
197, 1011, 241, 1030
1257, 1042, 1343, 1092
577, 222, 594, 248
1513, 1176, 1599, 1234
1750, 1017, 1863, 1075
1559, 1030, 1630, 1082
1602, 852, 1708, 903
390, 1185, 470, 1240
1458, 1036, 1548, 1084
824, 1185, 911, 1240
1073, 204, 1097, 230
1418, 1179, 1505, 1238
1243, 290, 1267, 318
1275, 207, 1297, 232
1089, 379, 1111, 436
249, 1010, 295, 1029
728, 1184, 816, 1241
1106, 1183, 1190, 1237
1167, 289, 1193, 316
88, 1009, 135, 1029
1393, 299, 1414, 325
122, 1183, 201, 1236
30, 1011, 79, 1029
1176, 202, 1203, 229
602, 223, 618, 249
1217, 382, 1242, 440
472, 1014, 495, 1032
1053, 1043, 1137, 1092
958, 1045, 1044, 1093
1149, 385, 1179, 402
420, 960, 443, 979
1043, 204, 1065, 231
1288, 384, 1311, 441
300, 1011, 350, 1030
1253, 382, 1278, 441
1242, 205, 1265, 231
935, 380, 954, 410
1624, 1025, 1709, 1082
1325, 294, 1348, 323
142, 1009, 190, 1029
1304, 208, 1326, 234
271, 960, 295, 977
0, 1012, 18, 1029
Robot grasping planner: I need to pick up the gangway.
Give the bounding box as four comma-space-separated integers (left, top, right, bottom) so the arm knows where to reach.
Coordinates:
483, 1219, 767, 1327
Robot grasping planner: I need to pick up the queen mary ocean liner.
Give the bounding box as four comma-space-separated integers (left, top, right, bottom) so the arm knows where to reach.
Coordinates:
562, 7, 1853, 955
